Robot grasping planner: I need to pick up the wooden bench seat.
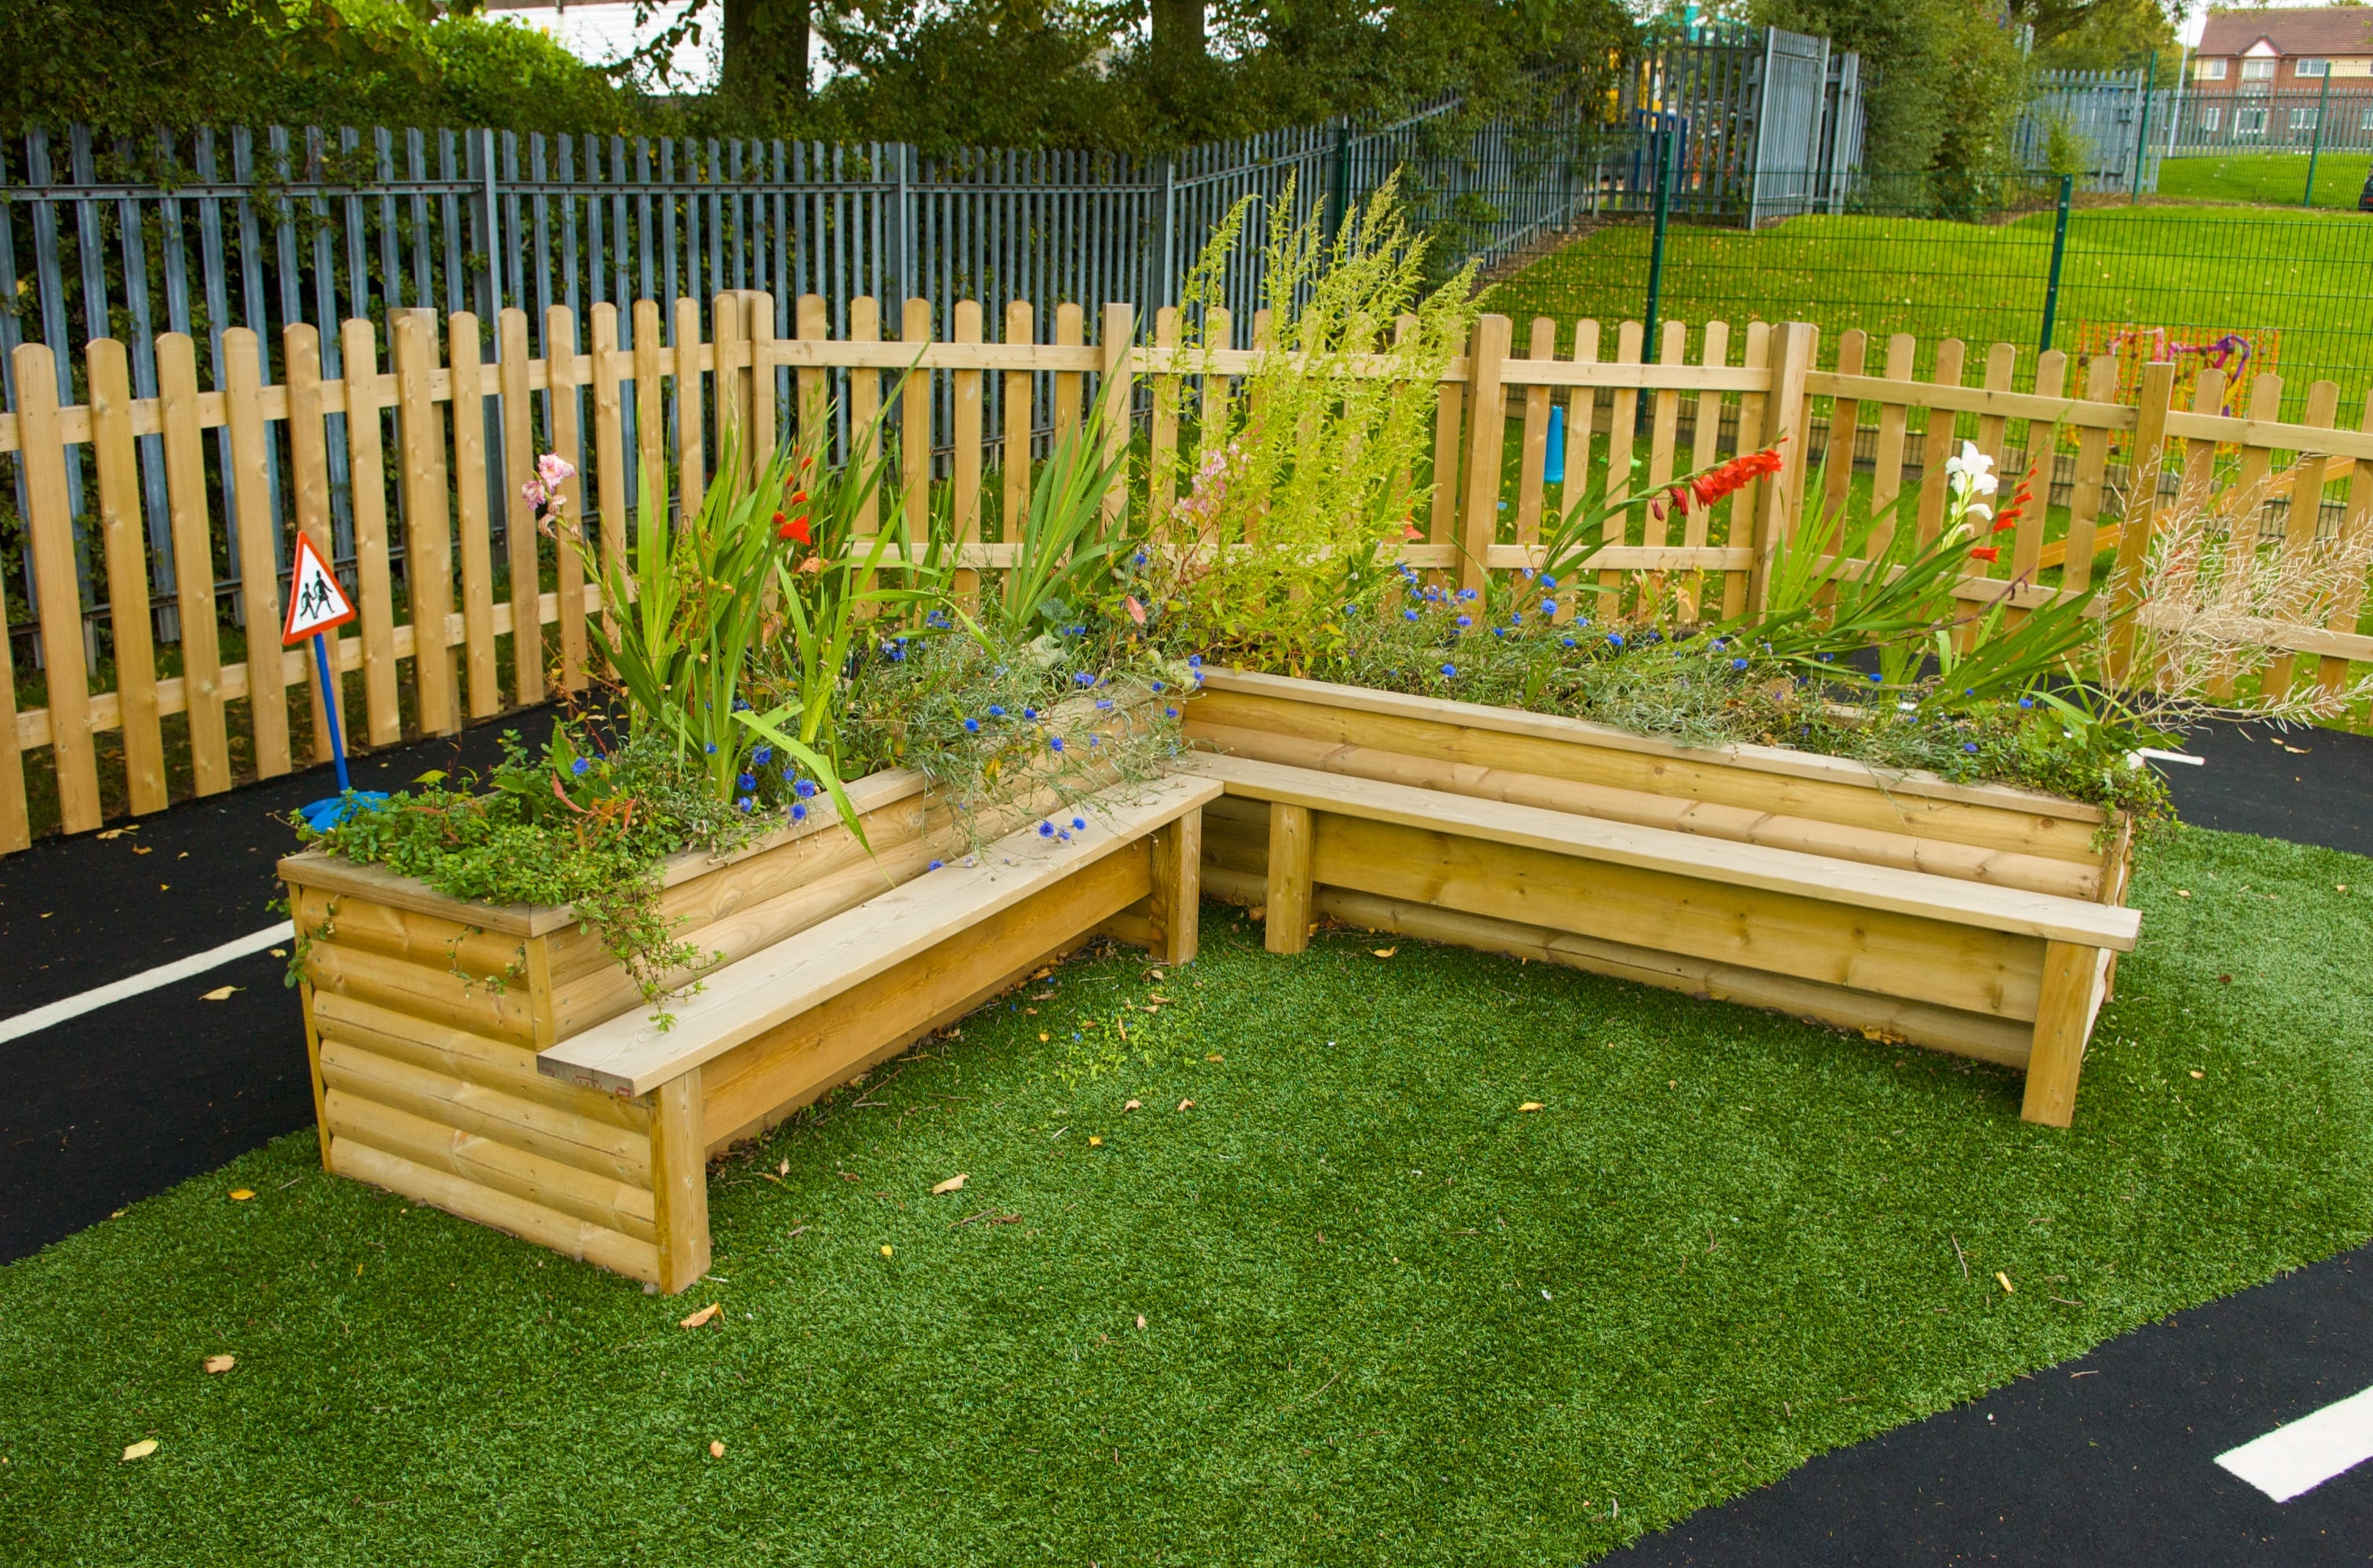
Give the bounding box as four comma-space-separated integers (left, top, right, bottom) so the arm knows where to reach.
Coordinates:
534, 772, 1219, 1292
1180, 752, 2138, 1128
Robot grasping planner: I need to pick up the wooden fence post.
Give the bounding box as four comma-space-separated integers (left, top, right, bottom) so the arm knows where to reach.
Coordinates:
500, 308, 545, 709
1457, 312, 1512, 596
548, 305, 589, 692
13, 342, 99, 833
902, 297, 933, 538
953, 298, 984, 598
224, 326, 293, 777
450, 312, 501, 720
1101, 302, 1135, 529
1747, 320, 1817, 618
161, 332, 235, 784
393, 312, 458, 736
283, 324, 346, 765
2105, 359, 2177, 685
87, 338, 167, 815
675, 295, 707, 516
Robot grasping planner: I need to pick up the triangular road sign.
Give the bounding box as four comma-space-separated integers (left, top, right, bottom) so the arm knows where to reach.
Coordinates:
282, 533, 357, 644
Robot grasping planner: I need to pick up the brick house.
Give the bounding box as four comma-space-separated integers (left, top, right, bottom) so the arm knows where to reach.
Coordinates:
2187, 8, 2373, 144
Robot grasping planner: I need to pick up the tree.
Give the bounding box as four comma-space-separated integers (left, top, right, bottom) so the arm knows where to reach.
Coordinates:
720, 0, 812, 114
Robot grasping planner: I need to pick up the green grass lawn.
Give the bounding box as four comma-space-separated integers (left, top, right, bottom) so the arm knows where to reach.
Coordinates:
2158, 150, 2373, 211
4, 824, 2371, 1563
1489, 195, 2373, 420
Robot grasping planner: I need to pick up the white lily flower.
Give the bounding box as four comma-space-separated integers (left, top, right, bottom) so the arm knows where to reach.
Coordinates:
1945, 440, 1999, 497
1967, 502, 1994, 524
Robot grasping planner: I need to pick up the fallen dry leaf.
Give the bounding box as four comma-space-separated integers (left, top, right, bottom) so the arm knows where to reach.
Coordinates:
2189, 1070, 2205, 1079
1518, 1102, 1545, 1113
122, 1439, 158, 1462
1135, 1314, 1147, 1330
1088, 1136, 1103, 1147
202, 1355, 235, 1375
228, 1189, 254, 1202
1996, 1271, 2016, 1294
709, 1440, 725, 1458
97, 826, 136, 840
1030, 966, 1054, 981
1248, 905, 1267, 922
1123, 1099, 1142, 1112
931, 1173, 968, 1195
1372, 946, 1398, 959
678, 1303, 722, 1329
132, 844, 152, 855
200, 986, 240, 1002
269, 947, 286, 958
1205, 1052, 1223, 1063
839, 1171, 862, 1182
1148, 968, 1165, 981
1176, 1098, 1195, 1112
880, 1245, 894, 1258
778, 1158, 789, 1176
2174, 888, 2192, 898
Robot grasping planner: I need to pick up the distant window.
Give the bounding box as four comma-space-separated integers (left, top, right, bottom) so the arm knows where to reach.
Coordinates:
2362, 106, 2373, 131
2240, 58, 2276, 81
2196, 58, 2228, 80
2296, 57, 2330, 78
2291, 107, 2320, 131
2236, 106, 2268, 134
2202, 104, 2222, 131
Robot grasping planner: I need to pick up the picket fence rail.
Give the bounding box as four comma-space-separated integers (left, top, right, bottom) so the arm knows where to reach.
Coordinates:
4, 290, 2372, 852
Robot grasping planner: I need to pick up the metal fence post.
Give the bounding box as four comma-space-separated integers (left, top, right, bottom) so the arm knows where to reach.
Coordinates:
1157, 156, 1179, 308
2305, 71, 2332, 206
1643, 124, 1673, 353
2129, 50, 2157, 203
2039, 175, 2073, 352
1326, 119, 1351, 240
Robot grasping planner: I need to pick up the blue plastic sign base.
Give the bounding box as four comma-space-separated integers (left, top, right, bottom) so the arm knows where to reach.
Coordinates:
298, 791, 392, 833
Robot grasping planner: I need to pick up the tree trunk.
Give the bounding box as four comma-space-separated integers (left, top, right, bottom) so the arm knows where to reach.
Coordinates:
720, 0, 811, 115
1150, 0, 1206, 75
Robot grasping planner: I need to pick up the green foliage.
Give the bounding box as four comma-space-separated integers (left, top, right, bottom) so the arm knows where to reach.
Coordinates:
1146, 177, 1481, 673
973, 405, 1135, 650
1, 0, 649, 135
296, 726, 756, 1013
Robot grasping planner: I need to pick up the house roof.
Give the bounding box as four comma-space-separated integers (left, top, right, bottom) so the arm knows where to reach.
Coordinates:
2198, 8, 2373, 57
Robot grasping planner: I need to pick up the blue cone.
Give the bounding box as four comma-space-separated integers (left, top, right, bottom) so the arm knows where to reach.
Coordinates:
1545, 404, 1567, 485
298, 791, 392, 833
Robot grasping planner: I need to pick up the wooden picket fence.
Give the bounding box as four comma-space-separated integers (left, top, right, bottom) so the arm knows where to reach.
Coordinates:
5, 290, 2373, 854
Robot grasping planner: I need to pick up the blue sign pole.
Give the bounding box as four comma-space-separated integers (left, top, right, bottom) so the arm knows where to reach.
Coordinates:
312, 630, 349, 795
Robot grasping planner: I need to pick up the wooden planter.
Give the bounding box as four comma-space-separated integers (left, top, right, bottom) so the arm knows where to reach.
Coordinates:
1184, 669, 2135, 1099
280, 768, 1008, 1285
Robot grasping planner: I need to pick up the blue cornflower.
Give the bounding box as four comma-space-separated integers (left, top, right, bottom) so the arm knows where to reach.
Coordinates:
1440, 663, 1458, 677
1817, 652, 1833, 663
1095, 698, 1114, 710
1150, 680, 1165, 692
1404, 608, 1421, 622
887, 643, 906, 662
1049, 735, 1066, 753
1730, 658, 1748, 671
791, 801, 809, 822
1608, 633, 1625, 648
1963, 742, 1979, 753
1074, 671, 1095, 687
1538, 574, 1558, 589
1088, 735, 1101, 747
988, 704, 1006, 718
570, 757, 591, 777
732, 698, 751, 712
1070, 815, 1085, 830
1038, 821, 1055, 838
964, 717, 981, 733
1493, 627, 1506, 638
737, 771, 757, 793
1024, 706, 1040, 720
794, 778, 817, 800
1456, 588, 1477, 603
738, 796, 755, 813
782, 765, 796, 782
1164, 706, 1179, 718
1868, 672, 1883, 683
1540, 599, 1559, 615
928, 859, 944, 870
1561, 636, 1577, 648
704, 742, 718, 754
2018, 697, 2034, 709
1456, 614, 1473, 629
1133, 549, 1149, 566
751, 746, 772, 765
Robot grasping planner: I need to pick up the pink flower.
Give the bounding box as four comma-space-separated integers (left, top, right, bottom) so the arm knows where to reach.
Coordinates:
537, 453, 576, 489
520, 478, 548, 511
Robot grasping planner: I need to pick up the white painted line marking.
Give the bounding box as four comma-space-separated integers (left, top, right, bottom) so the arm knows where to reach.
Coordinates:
2134, 748, 2204, 767
0, 922, 295, 1045
2216, 1383, 2373, 1502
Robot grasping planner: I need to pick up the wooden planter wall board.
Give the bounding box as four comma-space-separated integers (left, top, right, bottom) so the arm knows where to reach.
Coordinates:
1182, 669, 2139, 1127
282, 766, 1217, 1292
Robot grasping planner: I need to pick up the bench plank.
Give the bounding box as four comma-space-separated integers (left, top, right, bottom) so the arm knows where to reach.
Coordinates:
1183, 753, 2138, 951
540, 775, 1222, 1097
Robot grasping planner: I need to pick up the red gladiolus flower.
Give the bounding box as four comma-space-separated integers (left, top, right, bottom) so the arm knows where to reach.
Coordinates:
779, 513, 812, 544
1992, 514, 2019, 533
1968, 545, 1999, 563
790, 490, 808, 504
1686, 443, 1788, 509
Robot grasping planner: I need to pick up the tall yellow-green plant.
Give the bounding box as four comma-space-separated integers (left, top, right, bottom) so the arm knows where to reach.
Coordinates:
1146, 174, 1481, 673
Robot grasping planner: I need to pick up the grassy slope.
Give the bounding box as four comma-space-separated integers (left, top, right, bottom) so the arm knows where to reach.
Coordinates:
2158, 151, 2373, 212
3, 826, 2371, 1563
1488, 199, 2373, 417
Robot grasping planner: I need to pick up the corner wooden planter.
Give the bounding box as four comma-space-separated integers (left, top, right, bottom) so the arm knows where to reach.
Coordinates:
279, 768, 1183, 1286
1183, 669, 2137, 1118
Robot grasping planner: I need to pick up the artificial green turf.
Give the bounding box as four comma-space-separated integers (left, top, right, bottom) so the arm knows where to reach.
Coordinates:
4, 824, 2371, 1563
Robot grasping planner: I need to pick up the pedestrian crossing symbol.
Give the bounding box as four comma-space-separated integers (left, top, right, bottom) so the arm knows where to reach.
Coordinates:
281, 533, 355, 644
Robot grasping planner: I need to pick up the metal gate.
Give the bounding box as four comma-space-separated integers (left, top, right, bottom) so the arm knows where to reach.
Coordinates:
1746, 27, 1833, 228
